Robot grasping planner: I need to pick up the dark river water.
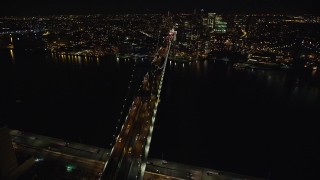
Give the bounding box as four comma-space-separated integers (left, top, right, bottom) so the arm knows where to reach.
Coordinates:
1, 49, 319, 179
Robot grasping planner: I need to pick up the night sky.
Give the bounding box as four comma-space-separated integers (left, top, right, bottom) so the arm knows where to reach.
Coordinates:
1, 0, 319, 15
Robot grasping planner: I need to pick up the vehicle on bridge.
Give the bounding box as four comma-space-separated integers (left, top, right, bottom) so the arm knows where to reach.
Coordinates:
207, 170, 223, 176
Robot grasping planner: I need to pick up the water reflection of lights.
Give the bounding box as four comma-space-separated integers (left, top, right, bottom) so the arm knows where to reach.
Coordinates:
204, 60, 208, 73
51, 53, 103, 66
96, 57, 100, 65
312, 67, 317, 77
10, 49, 15, 63
196, 60, 201, 73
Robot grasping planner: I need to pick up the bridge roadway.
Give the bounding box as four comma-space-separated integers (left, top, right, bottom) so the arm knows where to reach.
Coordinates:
101, 31, 173, 179
145, 158, 266, 180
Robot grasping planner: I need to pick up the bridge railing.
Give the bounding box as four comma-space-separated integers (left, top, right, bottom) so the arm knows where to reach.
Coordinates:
137, 37, 173, 180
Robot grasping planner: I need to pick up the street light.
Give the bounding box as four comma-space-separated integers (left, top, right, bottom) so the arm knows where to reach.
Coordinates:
66, 165, 75, 172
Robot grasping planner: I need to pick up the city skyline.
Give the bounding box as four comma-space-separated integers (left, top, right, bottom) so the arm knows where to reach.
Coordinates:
1, 0, 319, 16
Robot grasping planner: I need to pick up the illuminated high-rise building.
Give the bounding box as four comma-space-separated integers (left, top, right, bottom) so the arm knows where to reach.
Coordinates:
207, 13, 216, 29
214, 15, 227, 33
204, 13, 227, 34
